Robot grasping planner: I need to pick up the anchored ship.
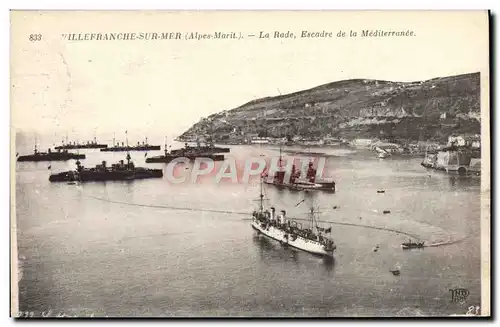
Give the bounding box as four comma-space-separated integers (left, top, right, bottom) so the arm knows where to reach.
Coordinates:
251, 177, 336, 257
49, 153, 163, 182
101, 134, 160, 152
421, 145, 480, 176
17, 143, 85, 162
170, 139, 230, 155
401, 239, 425, 250
146, 137, 225, 163
263, 148, 336, 192
55, 137, 108, 150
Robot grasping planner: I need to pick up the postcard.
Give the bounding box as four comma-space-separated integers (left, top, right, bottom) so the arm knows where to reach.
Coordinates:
10, 10, 490, 317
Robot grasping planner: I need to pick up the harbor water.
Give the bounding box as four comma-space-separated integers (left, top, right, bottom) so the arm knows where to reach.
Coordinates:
15, 141, 482, 317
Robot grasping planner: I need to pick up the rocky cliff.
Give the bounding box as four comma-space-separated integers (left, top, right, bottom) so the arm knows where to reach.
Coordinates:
180, 72, 481, 143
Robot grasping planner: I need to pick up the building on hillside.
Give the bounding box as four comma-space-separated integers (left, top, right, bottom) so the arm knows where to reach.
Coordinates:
447, 134, 481, 148
448, 135, 466, 147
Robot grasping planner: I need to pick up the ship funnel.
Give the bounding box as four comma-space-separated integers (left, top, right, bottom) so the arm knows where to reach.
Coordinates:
270, 207, 276, 220
281, 210, 286, 224
102, 160, 107, 167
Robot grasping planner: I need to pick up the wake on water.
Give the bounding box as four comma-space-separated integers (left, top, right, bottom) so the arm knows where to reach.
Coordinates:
73, 185, 470, 248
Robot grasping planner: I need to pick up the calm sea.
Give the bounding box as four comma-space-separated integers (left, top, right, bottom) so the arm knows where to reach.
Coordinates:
14, 140, 482, 317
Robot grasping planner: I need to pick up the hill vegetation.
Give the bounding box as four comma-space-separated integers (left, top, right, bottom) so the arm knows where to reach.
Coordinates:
180, 72, 481, 143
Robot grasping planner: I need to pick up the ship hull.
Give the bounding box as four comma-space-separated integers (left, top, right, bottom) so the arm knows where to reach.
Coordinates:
17, 154, 86, 162
401, 245, 425, 250
146, 154, 225, 163
49, 169, 163, 182
264, 180, 335, 192
251, 220, 334, 257
55, 144, 108, 150
101, 146, 161, 152
170, 147, 230, 155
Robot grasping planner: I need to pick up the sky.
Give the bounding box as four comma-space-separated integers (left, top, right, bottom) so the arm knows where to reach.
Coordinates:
10, 10, 489, 144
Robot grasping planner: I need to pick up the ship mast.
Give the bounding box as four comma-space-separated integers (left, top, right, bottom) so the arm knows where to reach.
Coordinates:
259, 174, 264, 212
125, 130, 131, 168
113, 132, 116, 147
164, 136, 168, 155
308, 196, 318, 231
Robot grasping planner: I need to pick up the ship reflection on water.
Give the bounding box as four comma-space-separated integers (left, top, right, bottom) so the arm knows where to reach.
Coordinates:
447, 175, 481, 188
252, 234, 336, 271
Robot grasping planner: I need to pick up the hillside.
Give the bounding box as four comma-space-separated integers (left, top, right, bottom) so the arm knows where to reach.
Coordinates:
180, 72, 481, 143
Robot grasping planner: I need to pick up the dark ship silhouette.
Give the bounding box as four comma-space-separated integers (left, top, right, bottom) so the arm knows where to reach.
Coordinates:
263, 149, 335, 192
49, 153, 163, 182
17, 144, 85, 162
169, 140, 230, 156
146, 137, 225, 163
401, 239, 425, 250
55, 137, 108, 150
101, 135, 160, 152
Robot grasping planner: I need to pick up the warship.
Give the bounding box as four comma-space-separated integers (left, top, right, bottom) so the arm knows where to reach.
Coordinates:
101, 135, 160, 152
55, 137, 108, 150
263, 148, 336, 192
251, 176, 336, 257
17, 144, 86, 162
49, 153, 163, 182
170, 140, 230, 156
146, 137, 225, 163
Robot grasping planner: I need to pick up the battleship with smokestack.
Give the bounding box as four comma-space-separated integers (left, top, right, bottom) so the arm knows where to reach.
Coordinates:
146, 137, 225, 163
251, 176, 336, 257
17, 140, 86, 162
55, 135, 108, 150
101, 133, 160, 152
49, 153, 163, 182
263, 148, 336, 192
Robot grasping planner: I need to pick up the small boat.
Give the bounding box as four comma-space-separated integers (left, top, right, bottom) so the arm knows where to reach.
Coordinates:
377, 190, 385, 194
401, 239, 425, 249
390, 269, 400, 276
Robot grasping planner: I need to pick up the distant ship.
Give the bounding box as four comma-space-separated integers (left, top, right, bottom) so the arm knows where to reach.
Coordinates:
146, 138, 225, 163
401, 239, 425, 250
263, 148, 336, 192
251, 177, 336, 257
17, 145, 85, 162
100, 135, 160, 152
421, 144, 480, 176
49, 153, 163, 182
55, 137, 108, 150
170, 140, 230, 155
